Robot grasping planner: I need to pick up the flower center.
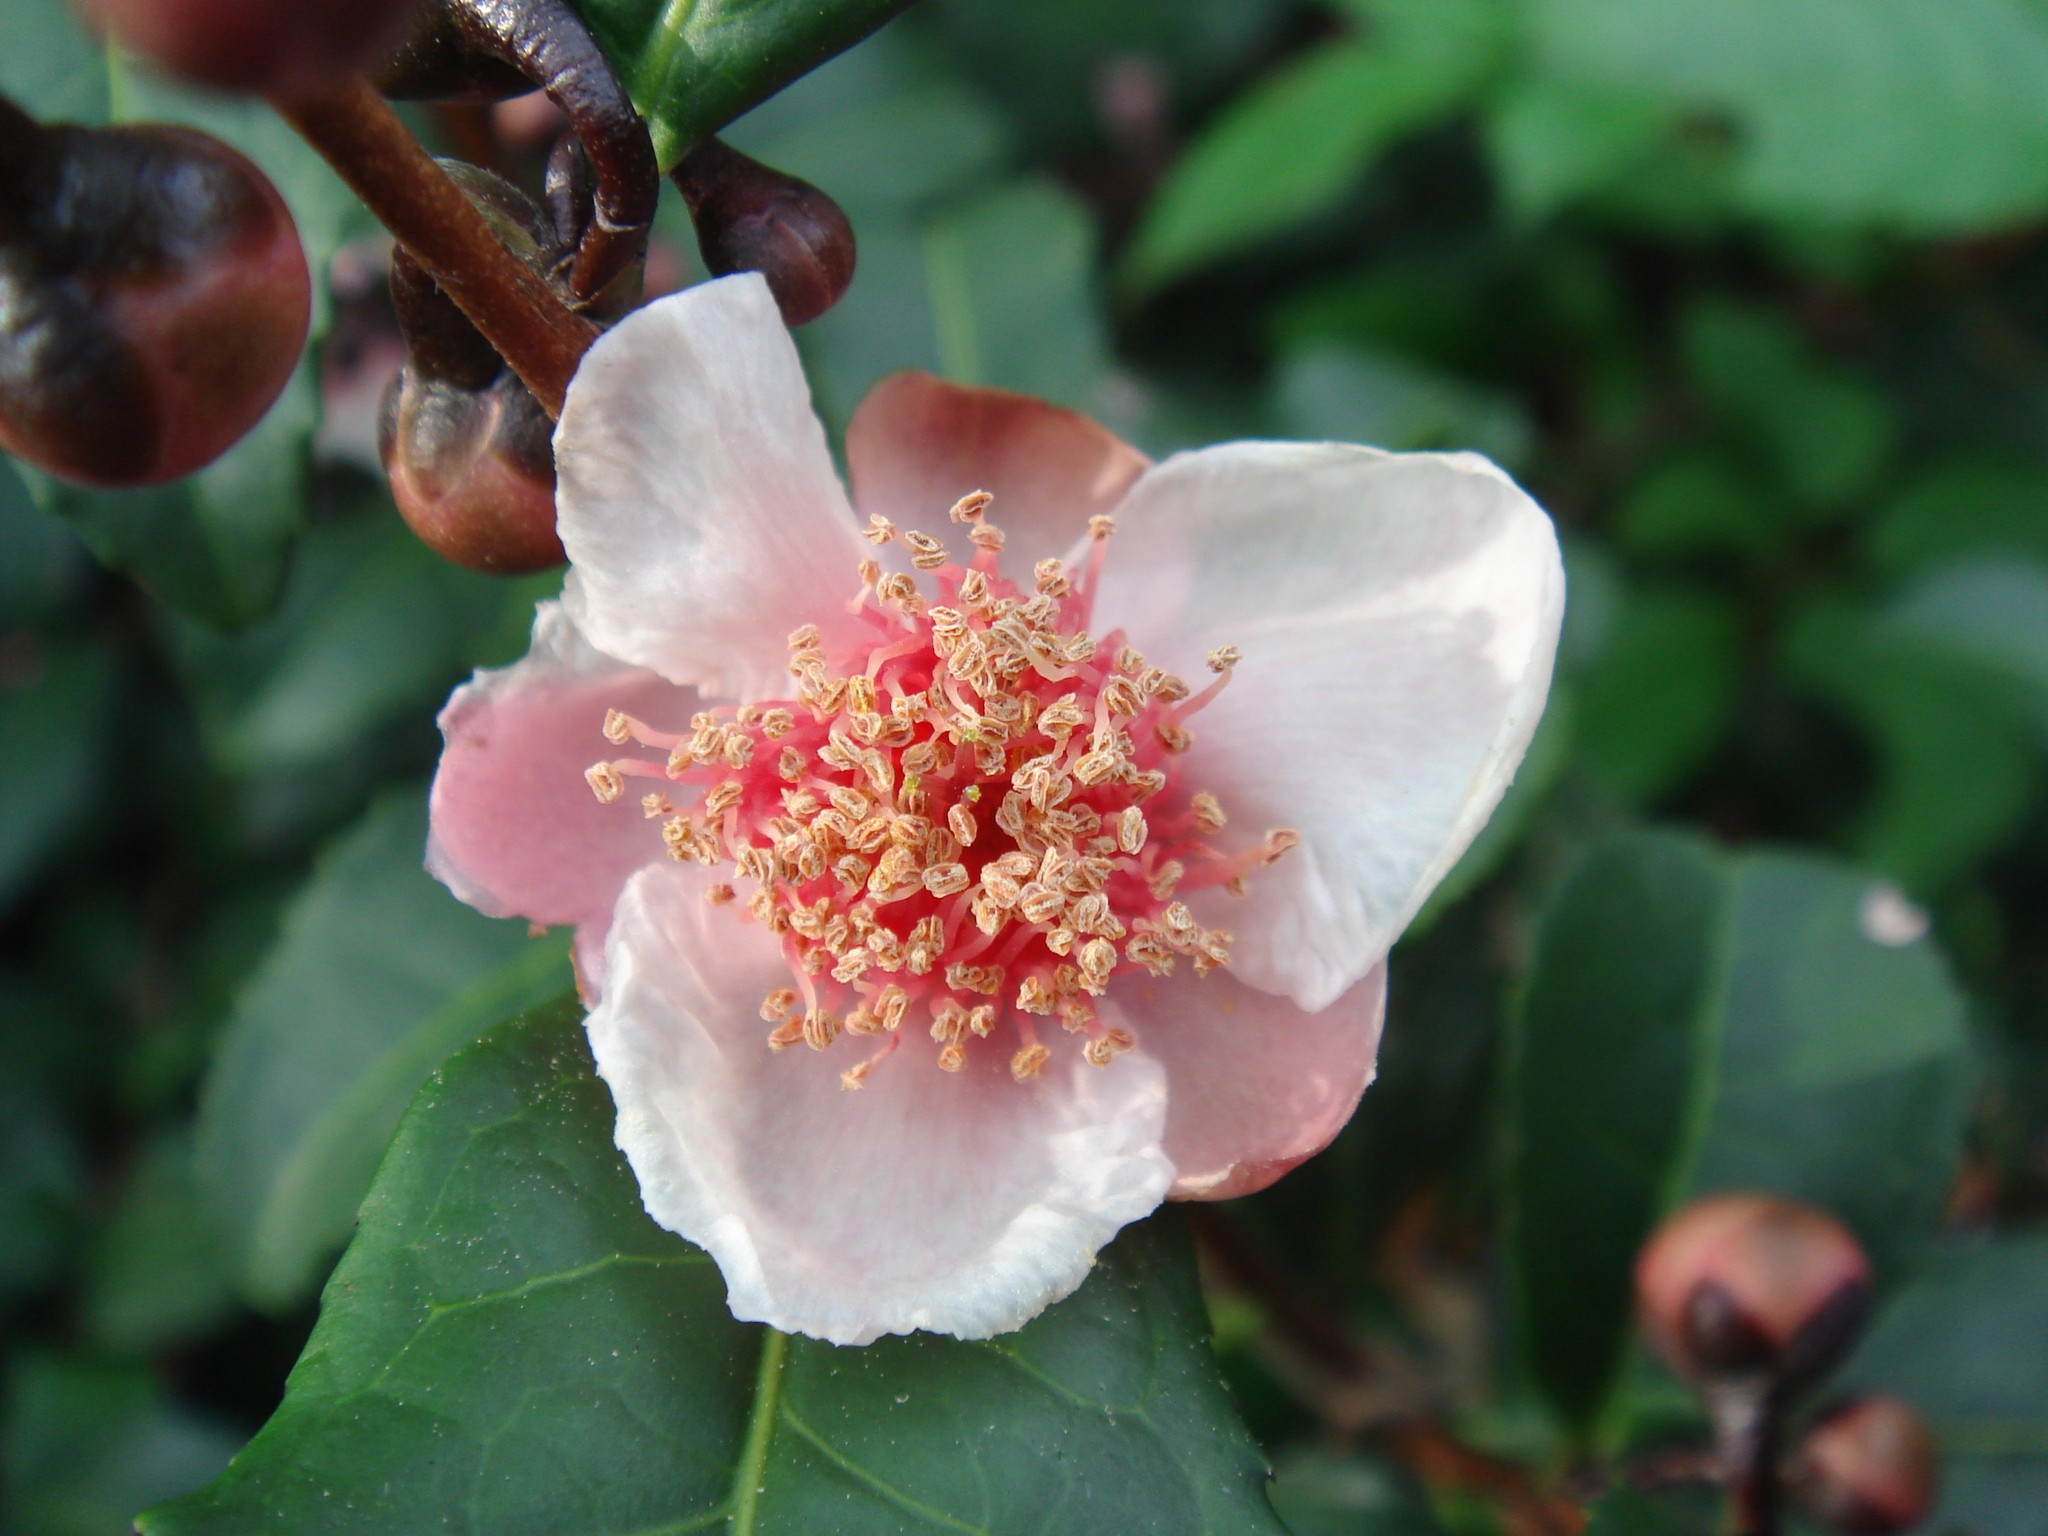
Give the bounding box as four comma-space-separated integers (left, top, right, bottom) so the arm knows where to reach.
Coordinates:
585, 493, 1296, 1089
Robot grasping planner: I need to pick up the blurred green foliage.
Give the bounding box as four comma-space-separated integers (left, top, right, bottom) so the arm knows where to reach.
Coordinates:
5, 0, 2048, 1530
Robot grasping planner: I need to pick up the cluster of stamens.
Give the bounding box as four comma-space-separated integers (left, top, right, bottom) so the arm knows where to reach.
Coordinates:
586, 491, 1297, 1090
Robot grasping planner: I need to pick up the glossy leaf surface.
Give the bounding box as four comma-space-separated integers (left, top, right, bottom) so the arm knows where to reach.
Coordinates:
150, 1008, 1288, 1535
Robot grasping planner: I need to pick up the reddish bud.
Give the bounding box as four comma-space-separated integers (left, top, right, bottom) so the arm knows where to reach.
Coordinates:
1791, 1397, 1940, 1534
0, 118, 310, 488
379, 366, 562, 574
1636, 1193, 1872, 1391
672, 138, 854, 326
75, 0, 419, 94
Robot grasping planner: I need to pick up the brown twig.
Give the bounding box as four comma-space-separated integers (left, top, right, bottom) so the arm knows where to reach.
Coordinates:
269, 78, 597, 417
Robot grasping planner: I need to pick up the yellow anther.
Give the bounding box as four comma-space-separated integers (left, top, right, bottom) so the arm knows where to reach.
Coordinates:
904, 530, 948, 570
1034, 559, 1070, 597
760, 708, 794, 738
1156, 724, 1194, 754
946, 802, 978, 847
863, 514, 897, 544
723, 734, 755, 769
1264, 828, 1302, 862
923, 862, 971, 898
585, 763, 624, 803
602, 709, 633, 745
802, 1008, 840, 1051
1207, 644, 1241, 673
788, 623, 822, 653
1116, 805, 1148, 854
759, 988, 799, 1022
1011, 1043, 1051, 1082
949, 490, 994, 523
1089, 513, 1115, 540
706, 882, 736, 906
1191, 792, 1226, 832
937, 1042, 967, 1072
969, 523, 1005, 552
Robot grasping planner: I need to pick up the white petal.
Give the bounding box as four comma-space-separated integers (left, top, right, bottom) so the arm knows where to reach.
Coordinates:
1092, 444, 1564, 1010
588, 863, 1174, 1344
554, 275, 869, 698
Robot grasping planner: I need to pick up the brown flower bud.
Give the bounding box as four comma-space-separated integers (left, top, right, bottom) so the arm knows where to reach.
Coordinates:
1636, 1193, 1873, 1392
0, 114, 310, 487
672, 138, 855, 326
1790, 1396, 1940, 1534
77, 0, 419, 94
379, 366, 562, 574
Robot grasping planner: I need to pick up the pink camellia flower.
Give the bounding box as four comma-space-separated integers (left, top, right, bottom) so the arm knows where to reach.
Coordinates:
427, 274, 1564, 1345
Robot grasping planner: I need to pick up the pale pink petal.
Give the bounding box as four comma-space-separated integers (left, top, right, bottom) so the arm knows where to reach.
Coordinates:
1108, 965, 1387, 1201
427, 600, 684, 966
587, 862, 1175, 1344
554, 275, 869, 698
846, 372, 1150, 569
1092, 444, 1563, 1011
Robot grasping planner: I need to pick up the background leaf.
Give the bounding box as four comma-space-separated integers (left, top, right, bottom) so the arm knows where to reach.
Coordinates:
1507, 833, 1973, 1436
194, 793, 570, 1310
1526, 0, 2048, 231
149, 1008, 1288, 1536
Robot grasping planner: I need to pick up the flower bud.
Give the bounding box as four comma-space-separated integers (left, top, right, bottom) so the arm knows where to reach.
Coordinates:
0, 114, 310, 488
1635, 1193, 1872, 1392
671, 138, 854, 326
1790, 1397, 1939, 1534
76, 0, 419, 94
379, 365, 562, 574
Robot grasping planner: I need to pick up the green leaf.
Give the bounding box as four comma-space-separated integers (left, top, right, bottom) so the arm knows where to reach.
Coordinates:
0, 640, 117, 913
576, 0, 917, 170
168, 514, 538, 777
195, 792, 572, 1310
1, 0, 361, 626
1572, 582, 1740, 805
1581, 1487, 1712, 1536
1867, 455, 2048, 578
1266, 1449, 1443, 1536
1507, 833, 1973, 1435
1506, 831, 1731, 1432
1528, 0, 2048, 232
147, 1009, 1289, 1536
1273, 344, 1532, 468
1483, 76, 1673, 223
1840, 1235, 2048, 1531
1784, 598, 2042, 889
82, 1132, 238, 1357
1878, 557, 2048, 713
1122, 26, 1503, 293
4, 1352, 242, 1536
1679, 298, 1897, 515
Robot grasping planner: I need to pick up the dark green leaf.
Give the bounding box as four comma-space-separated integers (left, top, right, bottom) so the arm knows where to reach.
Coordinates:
82, 1132, 238, 1356
1266, 1449, 1443, 1536
1867, 456, 2048, 578
1528, 0, 2048, 232
195, 792, 571, 1310
4, 1353, 241, 1536
1507, 830, 1731, 1431
1572, 582, 1740, 805
148, 1009, 1288, 1536
1508, 834, 1972, 1434
1122, 22, 1505, 292
1273, 344, 1532, 469
1783, 599, 2042, 890
576, 0, 917, 169
168, 515, 539, 777
0, 640, 117, 913
1581, 1487, 1713, 1536
1841, 1235, 2048, 1533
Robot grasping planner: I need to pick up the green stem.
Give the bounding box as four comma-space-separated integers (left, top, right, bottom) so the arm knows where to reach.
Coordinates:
730, 1328, 790, 1536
